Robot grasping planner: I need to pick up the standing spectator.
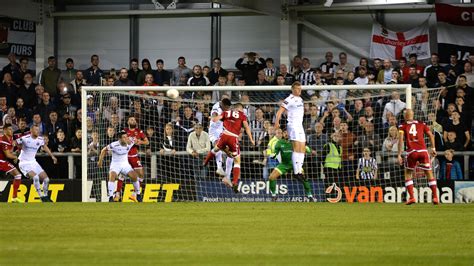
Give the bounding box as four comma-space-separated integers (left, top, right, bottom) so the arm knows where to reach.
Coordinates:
443, 131, 464, 151
70, 128, 82, 153
175, 106, 198, 147
443, 111, 470, 150
304, 105, 320, 133
297, 58, 316, 86
171, 56, 192, 86
186, 123, 210, 179
127, 58, 142, 85
355, 58, 371, 78
83, 54, 104, 86
279, 64, 295, 85
137, 58, 153, 86
377, 59, 393, 84
212, 73, 231, 102
445, 53, 464, 78
1, 72, 17, 106
18, 73, 37, 110
235, 52, 265, 85
322, 132, 342, 182
114, 68, 136, 86
14, 57, 33, 86
2, 53, 19, 79
103, 96, 125, 123
68, 70, 87, 95
57, 93, 77, 134
50, 129, 69, 179
355, 121, 381, 153
423, 53, 443, 87
13, 117, 30, 140
241, 93, 256, 121
405, 65, 420, 87
320, 51, 339, 80
69, 109, 82, 140
263, 58, 277, 84
249, 108, 266, 148
34, 91, 56, 123
160, 122, 179, 153
356, 147, 378, 180
59, 58, 77, 84
340, 121, 357, 179
439, 149, 463, 180
336, 52, 354, 79
408, 53, 424, 75
308, 122, 327, 153
382, 91, 406, 124
458, 61, 474, 88
208, 57, 227, 85
382, 126, 400, 161
153, 59, 171, 86
39, 56, 61, 98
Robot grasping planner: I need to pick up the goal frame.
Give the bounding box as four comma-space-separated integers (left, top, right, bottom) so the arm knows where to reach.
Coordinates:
81, 84, 412, 202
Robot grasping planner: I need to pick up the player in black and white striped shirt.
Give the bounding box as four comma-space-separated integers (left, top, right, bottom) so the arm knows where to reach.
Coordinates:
356, 147, 378, 180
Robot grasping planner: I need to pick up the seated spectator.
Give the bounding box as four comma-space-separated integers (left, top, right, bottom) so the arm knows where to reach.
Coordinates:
212, 73, 231, 102
377, 59, 393, 84
114, 68, 136, 86
356, 147, 378, 180
355, 121, 381, 153
103, 126, 116, 145
226, 71, 237, 86
457, 61, 474, 88
439, 149, 463, 180
186, 123, 210, 179
279, 64, 295, 85
3, 107, 18, 130
33, 85, 45, 107
444, 131, 464, 151
255, 70, 270, 86
15, 98, 32, 123
344, 71, 356, 85
336, 52, 354, 79
354, 66, 368, 85
160, 123, 179, 154
443, 111, 470, 150
13, 117, 30, 140
29, 113, 46, 135
388, 69, 401, 84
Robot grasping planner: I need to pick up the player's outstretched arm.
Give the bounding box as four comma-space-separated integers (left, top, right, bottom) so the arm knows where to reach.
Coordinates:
243, 120, 255, 146
42, 145, 57, 164
397, 130, 404, 165
274, 106, 285, 129
97, 147, 108, 168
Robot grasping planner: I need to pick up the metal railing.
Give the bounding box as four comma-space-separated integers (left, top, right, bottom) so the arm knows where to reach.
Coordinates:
36, 151, 473, 180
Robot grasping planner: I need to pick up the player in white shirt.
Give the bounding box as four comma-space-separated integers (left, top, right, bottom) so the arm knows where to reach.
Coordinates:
208, 96, 233, 177
16, 124, 58, 202
274, 81, 306, 180
98, 130, 141, 202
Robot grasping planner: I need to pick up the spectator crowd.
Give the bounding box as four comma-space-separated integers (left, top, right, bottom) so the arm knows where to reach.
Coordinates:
0, 50, 472, 181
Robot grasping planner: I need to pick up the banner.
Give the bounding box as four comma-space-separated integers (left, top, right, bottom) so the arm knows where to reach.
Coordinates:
0, 17, 36, 58
370, 21, 430, 60
435, 3, 474, 63
455, 181, 474, 203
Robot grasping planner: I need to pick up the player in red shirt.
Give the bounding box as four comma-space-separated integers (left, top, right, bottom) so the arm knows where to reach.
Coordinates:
1, 123, 24, 203
115, 116, 149, 202
203, 102, 255, 192
397, 109, 438, 205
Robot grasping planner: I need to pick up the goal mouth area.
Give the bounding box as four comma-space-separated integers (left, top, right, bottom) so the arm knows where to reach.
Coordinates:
81, 84, 445, 203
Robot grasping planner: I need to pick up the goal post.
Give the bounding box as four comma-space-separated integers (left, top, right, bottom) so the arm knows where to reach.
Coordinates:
81, 83, 440, 203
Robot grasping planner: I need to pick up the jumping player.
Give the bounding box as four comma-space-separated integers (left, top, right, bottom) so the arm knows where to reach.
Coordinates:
203, 103, 255, 192
98, 130, 141, 202
398, 109, 438, 205
1, 124, 24, 203
115, 116, 149, 201
16, 124, 58, 202
208, 97, 232, 177
274, 81, 306, 180
268, 130, 315, 202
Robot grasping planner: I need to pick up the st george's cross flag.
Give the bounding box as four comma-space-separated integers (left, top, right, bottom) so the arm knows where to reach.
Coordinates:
370, 21, 430, 60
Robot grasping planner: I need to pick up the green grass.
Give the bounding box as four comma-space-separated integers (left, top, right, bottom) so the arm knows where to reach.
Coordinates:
0, 203, 473, 265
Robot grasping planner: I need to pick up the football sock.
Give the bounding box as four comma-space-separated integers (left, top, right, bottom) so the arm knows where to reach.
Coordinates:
405, 179, 414, 199
108, 181, 116, 198
292, 152, 298, 174
203, 150, 216, 166
133, 180, 141, 196
225, 157, 233, 178
269, 179, 277, 196
296, 152, 305, 174
232, 164, 240, 185
42, 177, 50, 197
216, 151, 223, 170
33, 175, 42, 197
428, 178, 438, 199
12, 175, 21, 198
116, 178, 124, 194
302, 180, 313, 197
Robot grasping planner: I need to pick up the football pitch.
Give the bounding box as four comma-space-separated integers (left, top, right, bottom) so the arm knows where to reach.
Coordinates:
1, 203, 473, 265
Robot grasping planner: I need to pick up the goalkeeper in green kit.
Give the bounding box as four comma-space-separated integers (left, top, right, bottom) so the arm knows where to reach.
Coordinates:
268, 130, 315, 202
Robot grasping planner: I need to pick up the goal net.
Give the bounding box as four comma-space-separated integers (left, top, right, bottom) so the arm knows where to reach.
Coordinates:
81, 85, 442, 203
